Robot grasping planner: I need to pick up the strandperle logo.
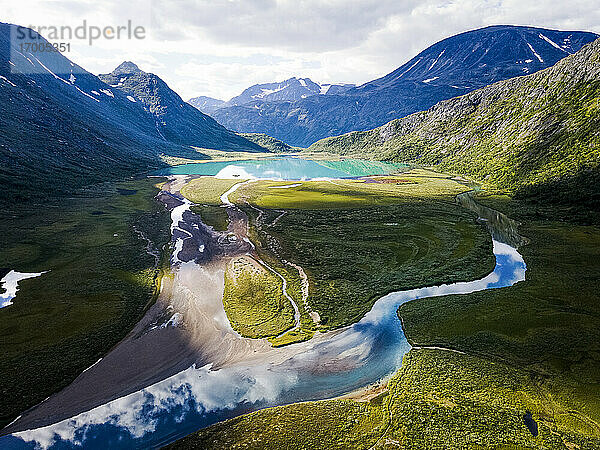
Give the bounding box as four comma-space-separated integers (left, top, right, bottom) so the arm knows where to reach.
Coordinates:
14, 20, 147, 47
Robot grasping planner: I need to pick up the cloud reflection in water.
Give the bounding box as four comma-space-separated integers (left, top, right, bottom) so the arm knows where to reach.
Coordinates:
5, 240, 526, 449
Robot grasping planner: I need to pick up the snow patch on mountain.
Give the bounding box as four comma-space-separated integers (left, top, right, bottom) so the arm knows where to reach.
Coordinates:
429, 50, 445, 70
75, 86, 99, 102
539, 33, 569, 53
0, 75, 16, 87
393, 58, 422, 82
527, 43, 544, 62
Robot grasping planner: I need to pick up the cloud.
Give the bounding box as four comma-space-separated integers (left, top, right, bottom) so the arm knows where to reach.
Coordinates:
150, 0, 417, 52
4, 1, 600, 100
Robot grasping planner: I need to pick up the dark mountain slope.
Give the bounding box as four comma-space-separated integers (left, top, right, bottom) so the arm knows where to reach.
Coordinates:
211, 26, 598, 147
358, 25, 593, 91
1, 25, 171, 203
0, 24, 262, 205
309, 38, 600, 210
98, 62, 263, 152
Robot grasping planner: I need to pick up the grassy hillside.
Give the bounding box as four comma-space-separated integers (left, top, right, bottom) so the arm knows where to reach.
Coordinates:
309, 38, 600, 211
239, 133, 293, 153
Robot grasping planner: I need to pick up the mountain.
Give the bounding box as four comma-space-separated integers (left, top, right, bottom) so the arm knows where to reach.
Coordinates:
98, 62, 263, 152
0, 23, 264, 205
188, 95, 225, 114
226, 77, 354, 105
309, 37, 600, 209
0, 25, 165, 204
239, 133, 293, 153
209, 26, 598, 147
188, 78, 355, 115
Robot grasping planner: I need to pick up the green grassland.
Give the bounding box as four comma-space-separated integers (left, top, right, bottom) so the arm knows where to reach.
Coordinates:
173, 348, 600, 449
238, 133, 294, 153
181, 177, 247, 205
178, 170, 494, 335
245, 202, 494, 329
243, 209, 319, 346
398, 199, 600, 436
231, 169, 470, 210
222, 257, 296, 339
0, 179, 171, 428
231, 171, 494, 329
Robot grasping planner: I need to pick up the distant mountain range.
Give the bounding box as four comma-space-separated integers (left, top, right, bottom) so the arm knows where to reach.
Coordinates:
0, 24, 263, 204
189, 77, 355, 115
188, 96, 226, 115
2, 22, 598, 206
309, 36, 600, 211
201, 26, 598, 147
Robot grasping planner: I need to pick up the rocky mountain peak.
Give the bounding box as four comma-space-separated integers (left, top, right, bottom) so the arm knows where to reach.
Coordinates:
112, 61, 141, 75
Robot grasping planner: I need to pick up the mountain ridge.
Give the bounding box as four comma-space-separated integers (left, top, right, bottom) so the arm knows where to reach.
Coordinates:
189, 77, 355, 115
209, 25, 598, 147
308, 37, 600, 210
98, 62, 264, 152
0, 23, 264, 205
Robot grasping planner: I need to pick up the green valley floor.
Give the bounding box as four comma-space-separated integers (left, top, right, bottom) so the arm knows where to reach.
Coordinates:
0, 180, 171, 428
171, 196, 600, 449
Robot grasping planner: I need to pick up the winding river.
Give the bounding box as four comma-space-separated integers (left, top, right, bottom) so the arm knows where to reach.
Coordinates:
1, 159, 527, 449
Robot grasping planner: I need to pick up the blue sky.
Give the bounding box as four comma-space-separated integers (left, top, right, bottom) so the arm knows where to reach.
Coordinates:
5, 0, 600, 100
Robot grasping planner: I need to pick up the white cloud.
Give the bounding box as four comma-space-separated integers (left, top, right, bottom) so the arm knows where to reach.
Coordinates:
4, 1, 599, 100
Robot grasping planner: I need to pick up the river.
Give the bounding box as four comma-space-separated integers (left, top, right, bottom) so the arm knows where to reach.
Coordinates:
1, 161, 526, 449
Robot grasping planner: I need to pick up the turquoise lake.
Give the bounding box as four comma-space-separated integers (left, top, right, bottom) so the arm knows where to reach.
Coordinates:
155, 157, 408, 179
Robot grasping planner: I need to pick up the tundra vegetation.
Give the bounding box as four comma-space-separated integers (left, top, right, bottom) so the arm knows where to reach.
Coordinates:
222, 256, 296, 339
181, 169, 495, 334
172, 195, 600, 449
0, 179, 171, 428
